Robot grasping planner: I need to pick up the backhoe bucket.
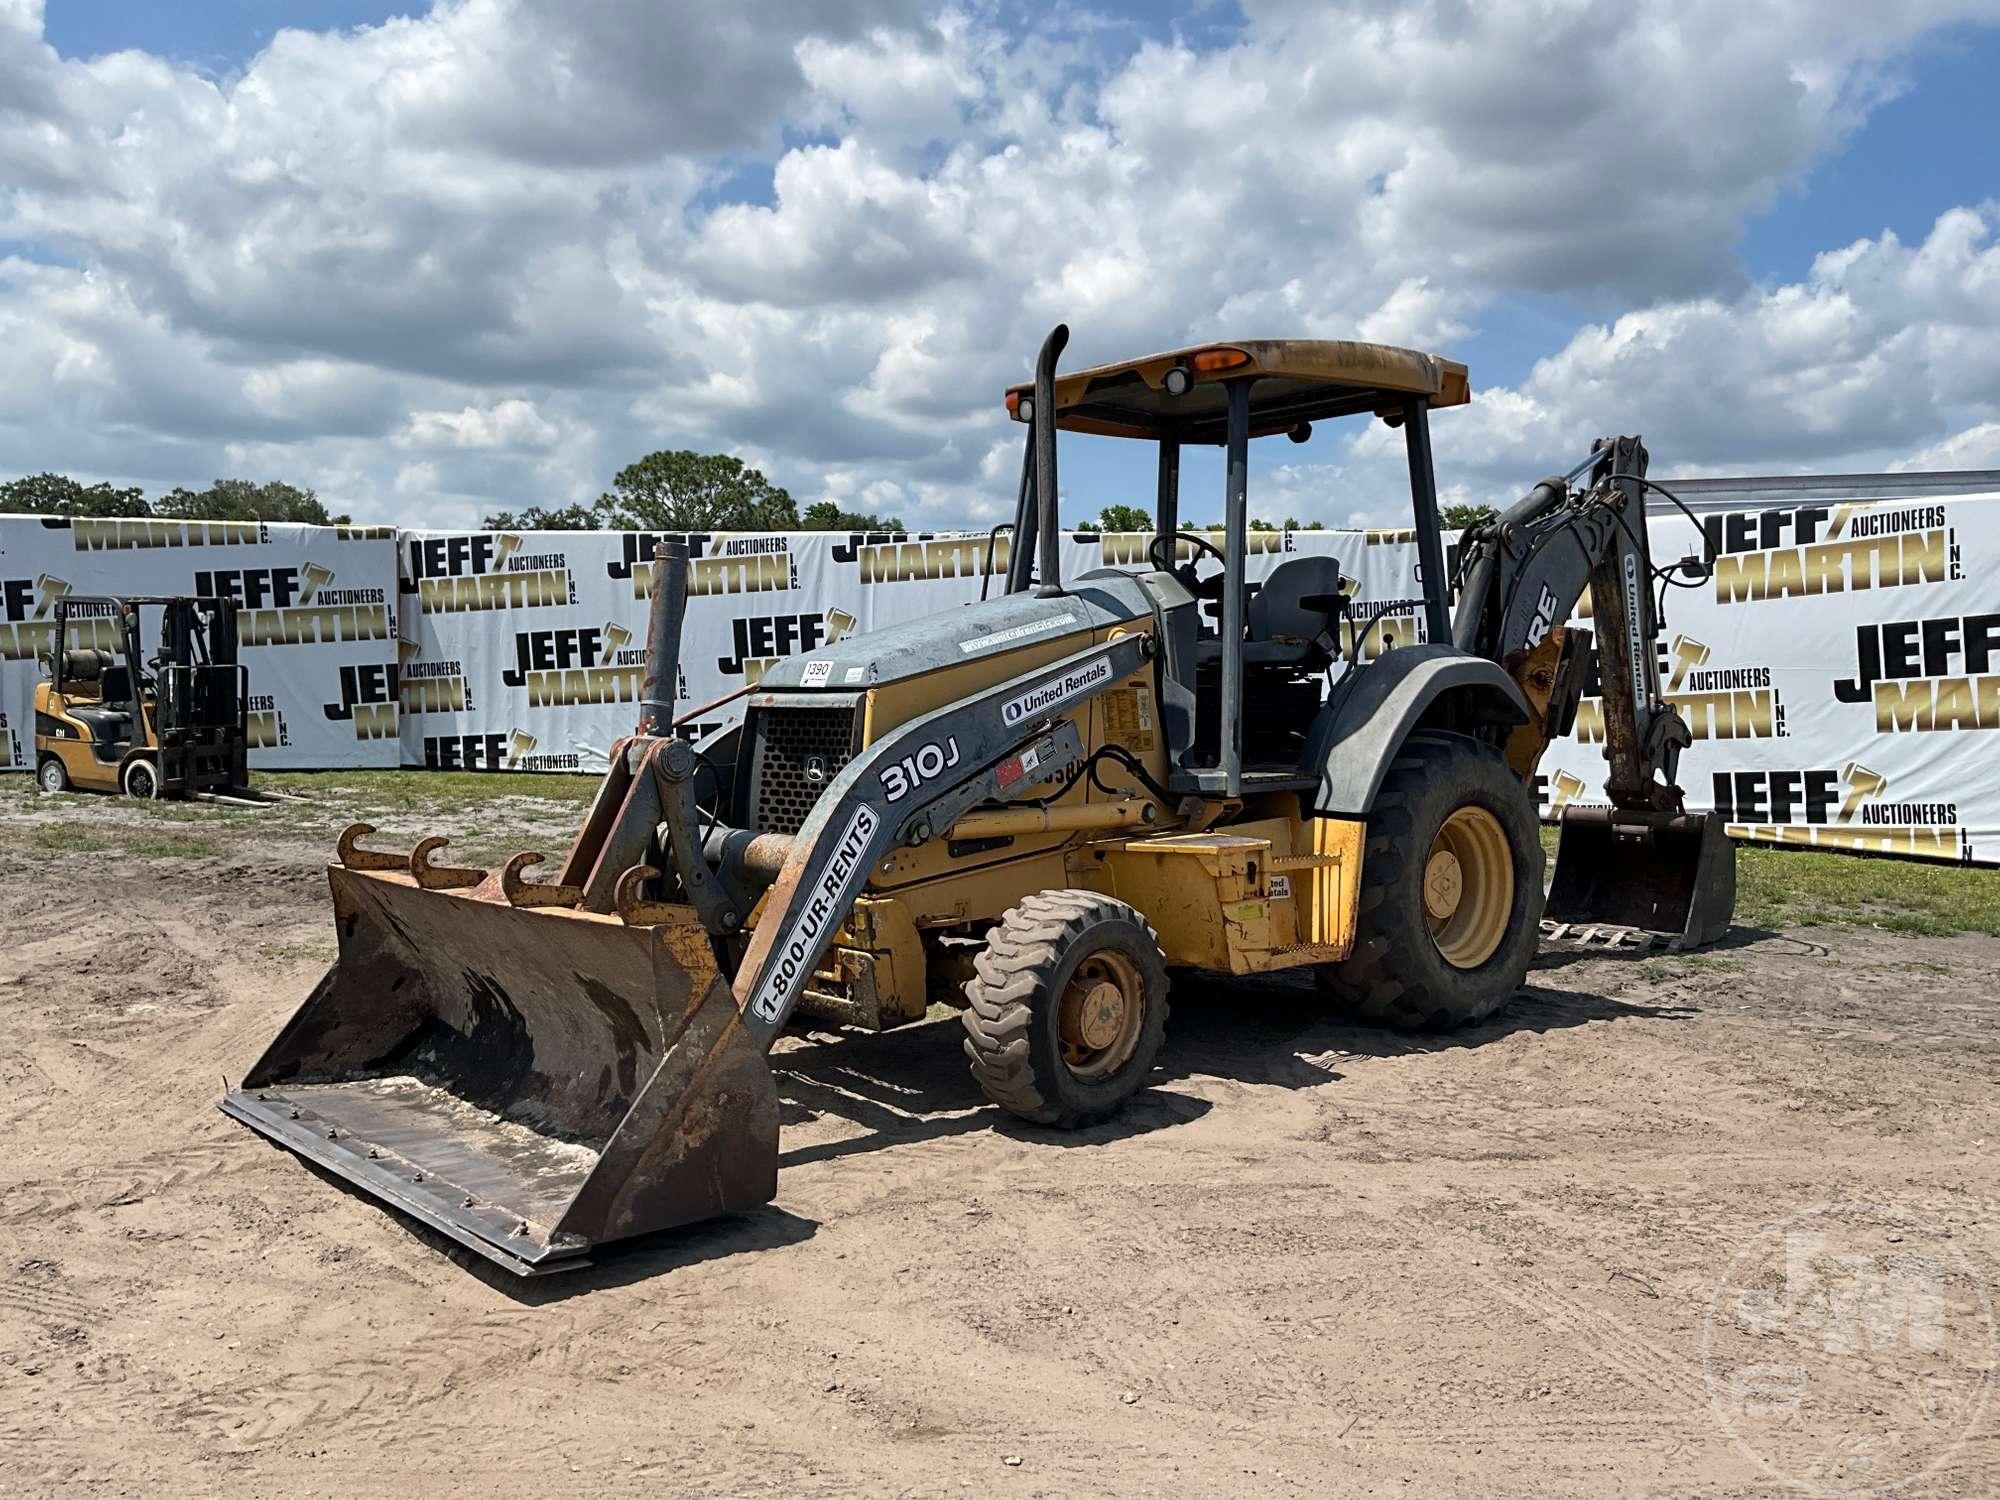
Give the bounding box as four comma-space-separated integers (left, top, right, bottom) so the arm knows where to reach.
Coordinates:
1542, 806, 1736, 950
220, 866, 779, 1275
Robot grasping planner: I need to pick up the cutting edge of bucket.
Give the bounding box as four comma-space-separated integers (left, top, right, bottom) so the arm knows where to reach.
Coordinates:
219, 1090, 592, 1276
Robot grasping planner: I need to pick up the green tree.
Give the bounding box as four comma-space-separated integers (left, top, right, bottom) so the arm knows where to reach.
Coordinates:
1441, 501, 1498, 530
593, 450, 799, 531
801, 500, 904, 532
0, 472, 151, 517
155, 479, 349, 525
1249, 517, 1279, 532
1097, 503, 1151, 532
483, 502, 601, 530
1072, 519, 1100, 534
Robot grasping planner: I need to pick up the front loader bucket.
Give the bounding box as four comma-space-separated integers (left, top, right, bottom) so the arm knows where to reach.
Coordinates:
1543, 806, 1737, 950
220, 865, 779, 1275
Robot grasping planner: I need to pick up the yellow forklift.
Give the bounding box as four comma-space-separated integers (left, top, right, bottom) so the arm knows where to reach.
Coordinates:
35, 594, 265, 801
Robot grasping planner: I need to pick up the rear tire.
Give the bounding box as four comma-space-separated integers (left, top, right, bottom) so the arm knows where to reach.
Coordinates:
121, 755, 159, 800
1317, 733, 1542, 1031
962, 891, 1169, 1127
37, 756, 68, 794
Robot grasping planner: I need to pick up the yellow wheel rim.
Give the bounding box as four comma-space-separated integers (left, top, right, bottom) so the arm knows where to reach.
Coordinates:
1424, 805, 1514, 969
1058, 949, 1145, 1080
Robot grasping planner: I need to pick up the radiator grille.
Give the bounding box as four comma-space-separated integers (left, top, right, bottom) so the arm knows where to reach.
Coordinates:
748, 704, 859, 835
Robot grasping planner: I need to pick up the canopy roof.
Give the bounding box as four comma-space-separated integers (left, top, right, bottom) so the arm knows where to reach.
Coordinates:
1004, 338, 1470, 443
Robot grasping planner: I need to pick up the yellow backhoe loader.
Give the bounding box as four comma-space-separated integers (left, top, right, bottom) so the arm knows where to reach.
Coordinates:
222, 327, 1734, 1273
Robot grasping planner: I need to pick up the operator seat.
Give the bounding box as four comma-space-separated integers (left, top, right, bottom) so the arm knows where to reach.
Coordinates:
60, 648, 135, 751
1244, 555, 1351, 665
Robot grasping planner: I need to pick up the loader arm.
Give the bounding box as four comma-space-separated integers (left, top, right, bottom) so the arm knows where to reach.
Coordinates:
730, 630, 1151, 1042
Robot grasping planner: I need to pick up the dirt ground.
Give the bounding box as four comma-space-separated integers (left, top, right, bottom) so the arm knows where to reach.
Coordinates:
1, 779, 1996, 1497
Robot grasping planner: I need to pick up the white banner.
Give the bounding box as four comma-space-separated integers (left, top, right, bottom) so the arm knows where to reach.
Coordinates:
1535, 492, 1997, 865
0, 514, 400, 770
6, 499, 1995, 867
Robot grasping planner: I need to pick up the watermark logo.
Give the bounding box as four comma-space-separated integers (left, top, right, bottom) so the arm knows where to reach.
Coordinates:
1704, 1202, 1995, 1494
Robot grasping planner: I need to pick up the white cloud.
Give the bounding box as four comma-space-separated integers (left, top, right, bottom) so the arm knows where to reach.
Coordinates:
0, 0, 1997, 527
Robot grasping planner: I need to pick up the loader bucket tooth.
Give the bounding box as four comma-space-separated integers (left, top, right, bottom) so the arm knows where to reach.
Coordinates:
219, 866, 778, 1275
336, 822, 409, 871
1542, 807, 1736, 951
409, 836, 485, 890
499, 851, 583, 909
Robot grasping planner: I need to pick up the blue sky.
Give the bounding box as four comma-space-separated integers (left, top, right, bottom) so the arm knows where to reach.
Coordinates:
9, 1, 2000, 528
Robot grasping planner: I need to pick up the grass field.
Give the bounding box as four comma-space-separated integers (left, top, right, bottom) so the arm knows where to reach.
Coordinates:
5, 770, 1997, 936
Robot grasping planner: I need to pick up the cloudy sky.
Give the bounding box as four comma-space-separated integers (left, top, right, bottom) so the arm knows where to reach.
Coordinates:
3, 0, 1999, 529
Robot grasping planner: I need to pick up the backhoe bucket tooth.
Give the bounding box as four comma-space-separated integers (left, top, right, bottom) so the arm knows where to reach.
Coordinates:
1543, 806, 1736, 950
219, 865, 778, 1275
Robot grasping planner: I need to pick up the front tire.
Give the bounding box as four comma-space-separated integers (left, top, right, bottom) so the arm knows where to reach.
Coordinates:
962, 891, 1170, 1127
37, 756, 69, 794
1318, 733, 1542, 1031
121, 755, 160, 800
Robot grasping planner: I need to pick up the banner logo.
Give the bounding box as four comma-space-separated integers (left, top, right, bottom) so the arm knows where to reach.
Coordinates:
1096, 530, 1292, 567
623, 533, 797, 599
841, 531, 1015, 585
717, 608, 856, 684
1712, 763, 1969, 861
1834, 612, 1998, 733
1573, 637, 1785, 742
1, 574, 116, 660
406, 533, 575, 614
322, 663, 400, 740
71, 518, 268, 550
418, 728, 579, 771
1705, 503, 1960, 606
196, 563, 393, 647
501, 622, 644, 707
246, 693, 291, 748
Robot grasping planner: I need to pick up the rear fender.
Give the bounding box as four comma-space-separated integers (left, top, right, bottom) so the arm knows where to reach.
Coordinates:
1310, 645, 1529, 817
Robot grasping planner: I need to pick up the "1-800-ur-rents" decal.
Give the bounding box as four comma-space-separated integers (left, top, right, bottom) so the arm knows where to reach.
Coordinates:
749, 802, 880, 1024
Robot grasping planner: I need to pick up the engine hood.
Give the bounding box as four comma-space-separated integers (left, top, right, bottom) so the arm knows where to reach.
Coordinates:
755, 572, 1159, 692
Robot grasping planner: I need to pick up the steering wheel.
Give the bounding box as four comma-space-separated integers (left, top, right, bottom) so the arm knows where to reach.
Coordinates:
1147, 531, 1227, 599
